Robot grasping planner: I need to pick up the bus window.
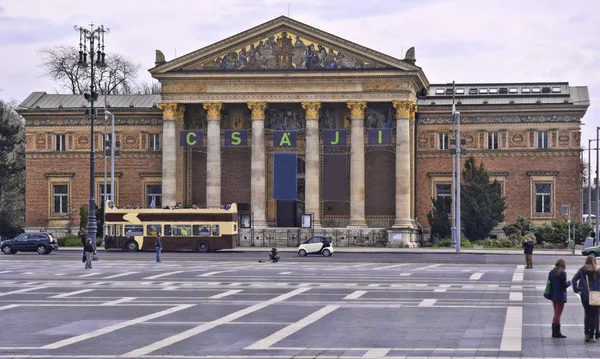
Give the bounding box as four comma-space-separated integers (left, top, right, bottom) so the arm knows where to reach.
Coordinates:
164, 225, 172, 236
212, 224, 220, 236
194, 225, 211, 237
172, 225, 192, 236
233, 224, 237, 232
147, 225, 161, 236
124, 225, 143, 236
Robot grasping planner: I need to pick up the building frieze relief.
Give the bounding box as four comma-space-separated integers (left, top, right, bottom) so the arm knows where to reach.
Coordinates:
25, 118, 163, 127
161, 91, 411, 103
417, 150, 580, 159
26, 152, 162, 159
417, 114, 581, 125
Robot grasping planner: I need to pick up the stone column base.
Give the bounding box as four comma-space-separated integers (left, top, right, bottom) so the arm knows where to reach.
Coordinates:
386, 227, 421, 248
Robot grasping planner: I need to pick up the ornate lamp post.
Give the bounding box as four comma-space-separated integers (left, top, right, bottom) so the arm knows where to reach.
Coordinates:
75, 22, 109, 255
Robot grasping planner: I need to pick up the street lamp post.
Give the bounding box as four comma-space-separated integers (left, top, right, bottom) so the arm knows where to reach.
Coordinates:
596, 127, 600, 245
75, 22, 109, 254
105, 111, 116, 201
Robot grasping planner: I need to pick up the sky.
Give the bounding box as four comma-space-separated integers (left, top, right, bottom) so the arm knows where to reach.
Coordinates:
0, 0, 599, 163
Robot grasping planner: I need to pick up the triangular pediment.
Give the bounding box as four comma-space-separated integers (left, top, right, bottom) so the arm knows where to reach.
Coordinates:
151, 16, 419, 74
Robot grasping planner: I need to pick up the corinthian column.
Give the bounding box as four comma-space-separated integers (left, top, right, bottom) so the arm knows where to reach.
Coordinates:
158, 103, 184, 207
248, 102, 268, 227
302, 102, 322, 227
392, 100, 416, 227
347, 101, 367, 227
204, 103, 223, 207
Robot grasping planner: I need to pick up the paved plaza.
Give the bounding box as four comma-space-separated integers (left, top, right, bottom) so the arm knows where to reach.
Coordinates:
0, 253, 598, 358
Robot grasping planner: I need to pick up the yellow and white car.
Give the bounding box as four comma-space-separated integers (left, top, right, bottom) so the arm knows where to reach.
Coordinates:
297, 236, 334, 257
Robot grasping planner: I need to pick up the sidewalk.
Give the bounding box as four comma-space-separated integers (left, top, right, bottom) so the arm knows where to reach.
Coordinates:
59, 246, 583, 256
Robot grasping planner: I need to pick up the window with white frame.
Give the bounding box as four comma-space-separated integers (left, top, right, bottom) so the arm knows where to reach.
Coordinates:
437, 133, 449, 150
99, 184, 113, 206
538, 131, 548, 149
535, 183, 552, 214
55, 134, 66, 152
53, 184, 69, 214
147, 184, 162, 208
488, 132, 499, 150
150, 133, 160, 151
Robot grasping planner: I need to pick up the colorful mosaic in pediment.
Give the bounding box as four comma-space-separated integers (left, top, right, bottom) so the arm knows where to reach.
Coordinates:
184, 30, 388, 71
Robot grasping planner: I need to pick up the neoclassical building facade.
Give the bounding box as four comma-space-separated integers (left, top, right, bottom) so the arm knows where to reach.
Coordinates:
18, 16, 589, 246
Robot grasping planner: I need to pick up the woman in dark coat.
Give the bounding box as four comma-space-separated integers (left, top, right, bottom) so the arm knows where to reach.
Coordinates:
548, 258, 571, 338
573, 255, 600, 342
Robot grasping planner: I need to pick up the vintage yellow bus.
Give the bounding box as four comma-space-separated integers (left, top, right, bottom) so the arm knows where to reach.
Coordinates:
103, 201, 238, 252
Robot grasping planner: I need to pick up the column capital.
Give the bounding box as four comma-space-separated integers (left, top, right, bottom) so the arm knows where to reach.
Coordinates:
301, 102, 322, 119
203, 103, 223, 121
392, 100, 417, 120
158, 103, 185, 121
347, 101, 367, 119
247, 102, 268, 119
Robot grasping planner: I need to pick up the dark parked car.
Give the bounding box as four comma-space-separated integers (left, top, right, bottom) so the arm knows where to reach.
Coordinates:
1, 232, 59, 255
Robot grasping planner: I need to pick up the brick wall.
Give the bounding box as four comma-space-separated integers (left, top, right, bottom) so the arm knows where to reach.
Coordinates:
221, 147, 251, 206
365, 149, 395, 217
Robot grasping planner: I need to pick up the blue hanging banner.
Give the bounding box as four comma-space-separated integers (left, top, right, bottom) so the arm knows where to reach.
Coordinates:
273, 131, 297, 148
180, 131, 204, 147
367, 128, 392, 145
322, 130, 347, 146
224, 130, 248, 147
273, 153, 297, 200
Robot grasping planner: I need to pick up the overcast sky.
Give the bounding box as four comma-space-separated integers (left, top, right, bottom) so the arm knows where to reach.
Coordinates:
0, 0, 598, 160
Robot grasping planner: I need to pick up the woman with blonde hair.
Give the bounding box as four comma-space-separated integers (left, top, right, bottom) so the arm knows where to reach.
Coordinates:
548, 258, 571, 338
573, 255, 600, 342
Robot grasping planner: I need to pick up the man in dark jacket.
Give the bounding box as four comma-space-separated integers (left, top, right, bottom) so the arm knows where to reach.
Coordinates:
155, 232, 162, 263
523, 237, 535, 269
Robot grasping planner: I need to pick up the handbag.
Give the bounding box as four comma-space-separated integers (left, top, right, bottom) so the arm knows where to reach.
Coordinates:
585, 274, 600, 306
543, 273, 552, 300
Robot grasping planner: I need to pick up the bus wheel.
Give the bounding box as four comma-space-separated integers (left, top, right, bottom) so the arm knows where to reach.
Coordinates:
126, 241, 139, 252
196, 241, 209, 253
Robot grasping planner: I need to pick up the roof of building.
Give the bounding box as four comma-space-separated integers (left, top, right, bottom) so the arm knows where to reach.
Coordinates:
17, 92, 161, 110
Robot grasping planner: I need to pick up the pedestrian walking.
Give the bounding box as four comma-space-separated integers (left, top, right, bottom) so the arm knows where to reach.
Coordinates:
547, 258, 571, 338
523, 237, 534, 269
78, 227, 87, 247
83, 238, 95, 269
572, 255, 600, 342
155, 232, 162, 263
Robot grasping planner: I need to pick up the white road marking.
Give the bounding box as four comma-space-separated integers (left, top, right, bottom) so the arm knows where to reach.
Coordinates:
121, 288, 310, 357
372, 264, 408, 270
0, 304, 21, 311
509, 292, 523, 301
469, 272, 484, 280
418, 299, 437, 307
41, 304, 193, 349
512, 265, 524, 282
278, 272, 291, 275
50, 289, 94, 298
245, 305, 340, 350
103, 272, 138, 279
500, 306, 522, 351
434, 284, 451, 292
143, 271, 184, 280
197, 270, 237, 277
363, 348, 391, 357
0, 287, 46, 297
78, 272, 102, 278
399, 273, 412, 276
100, 297, 136, 306
0, 270, 13, 274
344, 290, 367, 300
210, 290, 243, 299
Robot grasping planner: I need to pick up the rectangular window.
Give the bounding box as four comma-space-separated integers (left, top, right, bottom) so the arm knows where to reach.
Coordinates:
194, 224, 211, 237
147, 184, 162, 208
171, 224, 192, 236
538, 131, 548, 149
146, 225, 161, 236
535, 183, 552, 214
488, 132, 499, 150
104, 134, 112, 155
99, 184, 113, 206
164, 225, 172, 236
53, 184, 68, 214
438, 133, 449, 150
436, 184, 451, 198
211, 224, 220, 236
55, 134, 66, 152
150, 134, 160, 151
124, 225, 143, 236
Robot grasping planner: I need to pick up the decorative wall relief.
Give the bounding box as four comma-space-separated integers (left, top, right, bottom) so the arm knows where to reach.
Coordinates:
509, 132, 525, 148
463, 133, 475, 147
266, 108, 305, 130
417, 132, 430, 149
188, 30, 384, 71
558, 130, 570, 147
221, 108, 251, 130
184, 104, 207, 130
76, 135, 89, 149
478, 131, 485, 149
123, 134, 138, 149
573, 131, 581, 146
36, 133, 46, 150
365, 107, 395, 129
551, 130, 557, 147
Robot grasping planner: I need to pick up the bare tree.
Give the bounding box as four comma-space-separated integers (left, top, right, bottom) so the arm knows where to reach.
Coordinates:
38, 46, 141, 95
133, 81, 162, 95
